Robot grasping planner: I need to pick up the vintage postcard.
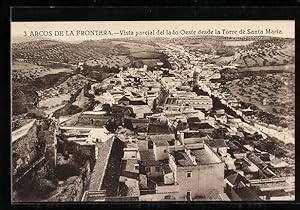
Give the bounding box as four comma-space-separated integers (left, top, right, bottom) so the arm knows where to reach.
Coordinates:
11, 20, 295, 202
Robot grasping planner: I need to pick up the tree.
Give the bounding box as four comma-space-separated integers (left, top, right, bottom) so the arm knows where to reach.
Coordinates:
106, 119, 117, 133
26, 108, 47, 120
152, 98, 158, 112
102, 104, 112, 114
73, 148, 92, 165
59, 87, 64, 94
176, 120, 187, 132
34, 178, 56, 194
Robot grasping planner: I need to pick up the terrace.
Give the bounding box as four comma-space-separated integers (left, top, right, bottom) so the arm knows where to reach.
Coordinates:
171, 144, 221, 167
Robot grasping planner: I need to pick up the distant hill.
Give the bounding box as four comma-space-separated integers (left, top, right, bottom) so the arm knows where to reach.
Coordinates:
229, 38, 295, 68
12, 39, 150, 65
170, 36, 295, 68
11, 38, 168, 117
12, 36, 56, 44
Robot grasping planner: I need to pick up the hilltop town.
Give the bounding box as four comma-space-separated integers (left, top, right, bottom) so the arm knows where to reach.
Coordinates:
12, 36, 295, 202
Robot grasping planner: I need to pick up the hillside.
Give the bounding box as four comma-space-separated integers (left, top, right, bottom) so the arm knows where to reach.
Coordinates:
231, 39, 295, 68
12, 39, 161, 66
203, 37, 296, 129
12, 39, 167, 116
162, 36, 295, 68
12, 61, 73, 82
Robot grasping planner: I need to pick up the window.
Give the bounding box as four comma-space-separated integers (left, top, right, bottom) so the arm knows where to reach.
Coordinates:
155, 166, 160, 172
134, 164, 139, 170
186, 191, 191, 197
146, 167, 151, 173
187, 171, 192, 178
186, 191, 192, 200
148, 141, 153, 149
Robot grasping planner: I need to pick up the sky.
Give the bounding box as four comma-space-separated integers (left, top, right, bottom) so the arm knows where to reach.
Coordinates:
11, 20, 295, 42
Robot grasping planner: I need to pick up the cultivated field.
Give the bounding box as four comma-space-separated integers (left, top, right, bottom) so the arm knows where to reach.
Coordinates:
12, 61, 73, 81
12, 40, 131, 65
223, 40, 254, 46
232, 39, 294, 68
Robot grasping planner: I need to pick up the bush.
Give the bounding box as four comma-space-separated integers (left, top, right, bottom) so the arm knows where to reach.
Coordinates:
34, 178, 56, 194
26, 108, 47, 119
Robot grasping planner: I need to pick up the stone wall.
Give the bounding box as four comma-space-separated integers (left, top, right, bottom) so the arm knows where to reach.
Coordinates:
176, 162, 224, 200
12, 121, 38, 176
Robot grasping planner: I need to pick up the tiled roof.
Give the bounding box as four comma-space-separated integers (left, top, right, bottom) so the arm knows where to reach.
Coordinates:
121, 159, 139, 179
247, 153, 268, 169
121, 171, 139, 180
233, 187, 261, 201
89, 137, 114, 191
140, 150, 160, 166
184, 137, 205, 145
131, 118, 150, 123
162, 164, 173, 174
187, 117, 201, 123
205, 139, 227, 148
226, 171, 249, 186
105, 196, 139, 201
188, 122, 214, 130
129, 100, 147, 105
153, 140, 170, 147
148, 123, 171, 134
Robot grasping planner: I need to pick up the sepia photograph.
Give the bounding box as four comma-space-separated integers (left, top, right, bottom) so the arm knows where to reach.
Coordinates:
11, 20, 295, 202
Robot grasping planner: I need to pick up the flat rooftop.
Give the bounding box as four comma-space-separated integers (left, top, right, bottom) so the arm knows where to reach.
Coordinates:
82, 111, 107, 115
251, 181, 293, 191
183, 137, 205, 145
193, 148, 221, 164
149, 134, 175, 146
172, 151, 194, 166
171, 146, 222, 167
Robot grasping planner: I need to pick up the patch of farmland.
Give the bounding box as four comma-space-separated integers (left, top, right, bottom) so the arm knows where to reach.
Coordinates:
12, 61, 73, 81
241, 64, 294, 73
39, 94, 70, 108
84, 56, 130, 69
130, 51, 163, 59
141, 59, 163, 67
12, 40, 131, 66
211, 56, 233, 65
12, 40, 64, 50
112, 41, 159, 53
230, 39, 294, 68
223, 40, 254, 46
222, 73, 295, 129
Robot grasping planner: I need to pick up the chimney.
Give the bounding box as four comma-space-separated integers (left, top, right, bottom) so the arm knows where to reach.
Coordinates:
191, 155, 197, 165
178, 132, 184, 145
185, 148, 197, 166
185, 148, 190, 156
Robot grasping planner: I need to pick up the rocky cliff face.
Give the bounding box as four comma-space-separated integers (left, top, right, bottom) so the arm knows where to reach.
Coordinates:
48, 176, 84, 202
